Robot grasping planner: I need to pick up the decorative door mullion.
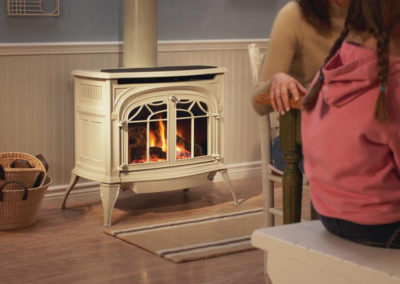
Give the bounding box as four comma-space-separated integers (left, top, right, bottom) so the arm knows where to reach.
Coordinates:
207, 114, 212, 157
146, 120, 150, 163
169, 96, 177, 164
191, 115, 195, 158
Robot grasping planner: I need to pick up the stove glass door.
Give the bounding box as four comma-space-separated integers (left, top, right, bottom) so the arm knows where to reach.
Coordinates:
123, 93, 217, 169
175, 99, 209, 160
128, 101, 169, 164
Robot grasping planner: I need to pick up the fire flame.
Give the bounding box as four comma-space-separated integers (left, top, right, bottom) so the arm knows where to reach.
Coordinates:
149, 131, 156, 148
159, 118, 167, 152
176, 144, 191, 159
176, 128, 182, 138
149, 117, 167, 152
147, 115, 168, 162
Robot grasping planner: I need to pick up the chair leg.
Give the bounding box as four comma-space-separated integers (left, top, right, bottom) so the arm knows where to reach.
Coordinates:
280, 110, 303, 224
258, 114, 274, 227
263, 179, 275, 227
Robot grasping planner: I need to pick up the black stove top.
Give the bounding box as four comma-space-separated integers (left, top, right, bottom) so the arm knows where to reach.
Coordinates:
101, 65, 217, 73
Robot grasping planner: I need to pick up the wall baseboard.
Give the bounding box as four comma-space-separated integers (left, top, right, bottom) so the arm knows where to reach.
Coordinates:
45, 161, 262, 200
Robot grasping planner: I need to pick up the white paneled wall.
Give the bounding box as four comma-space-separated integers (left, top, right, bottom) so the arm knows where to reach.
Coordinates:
0, 40, 268, 191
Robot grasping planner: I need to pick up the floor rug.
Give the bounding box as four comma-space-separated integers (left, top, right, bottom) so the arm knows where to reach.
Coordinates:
105, 196, 265, 263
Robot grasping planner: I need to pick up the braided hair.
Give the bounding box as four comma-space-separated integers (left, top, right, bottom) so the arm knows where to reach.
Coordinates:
303, 0, 399, 123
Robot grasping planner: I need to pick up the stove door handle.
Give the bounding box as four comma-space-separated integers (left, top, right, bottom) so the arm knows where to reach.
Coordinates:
119, 164, 129, 172
169, 96, 179, 105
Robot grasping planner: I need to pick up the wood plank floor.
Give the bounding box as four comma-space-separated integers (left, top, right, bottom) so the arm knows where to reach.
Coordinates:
0, 176, 270, 284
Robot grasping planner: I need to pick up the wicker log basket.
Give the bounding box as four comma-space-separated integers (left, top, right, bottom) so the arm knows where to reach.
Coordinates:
0, 152, 51, 230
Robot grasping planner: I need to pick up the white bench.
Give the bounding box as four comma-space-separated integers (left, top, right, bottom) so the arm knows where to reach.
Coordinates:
251, 220, 400, 284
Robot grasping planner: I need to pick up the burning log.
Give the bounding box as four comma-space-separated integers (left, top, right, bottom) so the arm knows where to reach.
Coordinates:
129, 125, 146, 147
129, 146, 146, 163
130, 146, 167, 163
128, 126, 147, 163
176, 135, 203, 158
150, 147, 167, 159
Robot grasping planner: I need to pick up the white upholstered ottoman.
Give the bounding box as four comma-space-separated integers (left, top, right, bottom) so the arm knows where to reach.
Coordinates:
251, 220, 400, 284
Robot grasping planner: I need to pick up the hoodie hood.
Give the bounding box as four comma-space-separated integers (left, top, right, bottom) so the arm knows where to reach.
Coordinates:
301, 41, 400, 225
321, 41, 400, 107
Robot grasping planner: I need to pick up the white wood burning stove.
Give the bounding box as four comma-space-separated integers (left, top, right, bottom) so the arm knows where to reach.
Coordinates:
61, 66, 239, 226
61, 0, 238, 226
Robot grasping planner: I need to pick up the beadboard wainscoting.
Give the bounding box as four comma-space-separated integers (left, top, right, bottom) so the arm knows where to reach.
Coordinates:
0, 40, 268, 197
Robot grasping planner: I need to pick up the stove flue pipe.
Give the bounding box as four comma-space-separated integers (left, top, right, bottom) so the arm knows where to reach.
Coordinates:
123, 0, 158, 68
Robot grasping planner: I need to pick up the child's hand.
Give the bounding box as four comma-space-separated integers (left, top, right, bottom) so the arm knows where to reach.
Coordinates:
269, 73, 307, 114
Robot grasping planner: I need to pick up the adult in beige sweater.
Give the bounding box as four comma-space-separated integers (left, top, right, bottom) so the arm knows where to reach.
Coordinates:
254, 0, 348, 115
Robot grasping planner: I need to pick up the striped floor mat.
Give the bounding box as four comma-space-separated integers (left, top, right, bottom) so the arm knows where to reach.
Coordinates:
105, 201, 265, 263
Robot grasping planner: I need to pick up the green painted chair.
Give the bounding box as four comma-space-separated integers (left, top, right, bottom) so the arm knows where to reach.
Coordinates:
248, 43, 310, 226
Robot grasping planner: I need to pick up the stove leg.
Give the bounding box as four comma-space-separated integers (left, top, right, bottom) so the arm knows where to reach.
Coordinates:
100, 183, 120, 226
61, 173, 80, 209
220, 170, 239, 205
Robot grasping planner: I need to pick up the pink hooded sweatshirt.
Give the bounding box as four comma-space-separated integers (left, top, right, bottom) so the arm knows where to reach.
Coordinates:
302, 41, 400, 225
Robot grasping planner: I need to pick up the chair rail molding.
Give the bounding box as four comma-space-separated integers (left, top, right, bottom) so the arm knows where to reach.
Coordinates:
0, 39, 269, 56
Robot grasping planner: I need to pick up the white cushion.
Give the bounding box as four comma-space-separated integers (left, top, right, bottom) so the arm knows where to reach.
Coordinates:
251, 220, 400, 284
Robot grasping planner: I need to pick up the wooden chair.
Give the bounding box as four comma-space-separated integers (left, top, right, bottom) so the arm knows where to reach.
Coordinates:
248, 43, 309, 226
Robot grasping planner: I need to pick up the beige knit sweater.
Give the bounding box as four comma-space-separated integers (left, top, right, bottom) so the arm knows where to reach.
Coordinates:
254, 1, 347, 114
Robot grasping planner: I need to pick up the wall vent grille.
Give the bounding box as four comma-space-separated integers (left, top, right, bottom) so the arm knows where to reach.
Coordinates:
7, 0, 59, 16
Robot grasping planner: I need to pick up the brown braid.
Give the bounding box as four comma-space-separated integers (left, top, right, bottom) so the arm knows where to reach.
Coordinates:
302, 1, 356, 112
373, 26, 391, 122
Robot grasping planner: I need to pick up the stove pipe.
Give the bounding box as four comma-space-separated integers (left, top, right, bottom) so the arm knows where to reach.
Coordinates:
123, 0, 158, 68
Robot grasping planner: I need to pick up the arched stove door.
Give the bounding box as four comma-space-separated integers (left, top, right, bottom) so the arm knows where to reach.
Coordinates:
119, 91, 220, 172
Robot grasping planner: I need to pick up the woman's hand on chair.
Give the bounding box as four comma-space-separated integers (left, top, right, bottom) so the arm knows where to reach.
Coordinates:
269, 73, 307, 114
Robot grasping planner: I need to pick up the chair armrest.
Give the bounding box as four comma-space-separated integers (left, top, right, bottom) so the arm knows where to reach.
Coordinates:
255, 92, 304, 110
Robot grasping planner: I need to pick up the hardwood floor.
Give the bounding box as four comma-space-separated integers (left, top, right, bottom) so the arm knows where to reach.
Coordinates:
0, 176, 268, 284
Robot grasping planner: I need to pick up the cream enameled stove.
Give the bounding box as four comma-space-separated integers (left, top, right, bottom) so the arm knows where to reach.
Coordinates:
61, 66, 238, 226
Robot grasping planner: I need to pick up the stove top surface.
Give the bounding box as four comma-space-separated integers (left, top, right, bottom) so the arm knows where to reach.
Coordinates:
101, 65, 217, 73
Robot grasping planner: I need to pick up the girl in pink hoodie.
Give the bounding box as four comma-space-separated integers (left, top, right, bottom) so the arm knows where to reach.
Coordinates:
302, 0, 400, 248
